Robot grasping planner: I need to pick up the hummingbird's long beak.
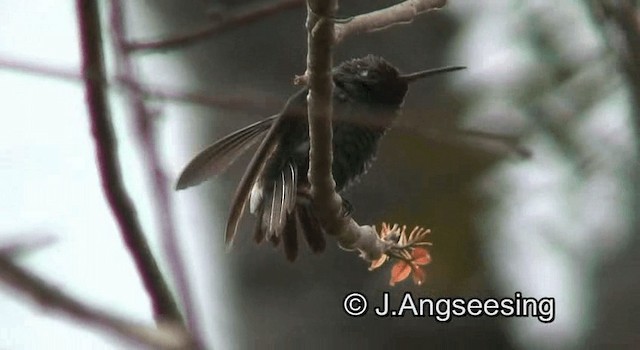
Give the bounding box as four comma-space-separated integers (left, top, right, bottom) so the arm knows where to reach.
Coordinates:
399, 66, 466, 83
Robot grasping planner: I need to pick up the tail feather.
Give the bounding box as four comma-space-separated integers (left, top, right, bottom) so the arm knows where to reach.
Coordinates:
297, 204, 326, 253
253, 205, 266, 244
282, 213, 298, 261
253, 200, 325, 258
261, 198, 274, 241
268, 232, 281, 246
250, 160, 325, 259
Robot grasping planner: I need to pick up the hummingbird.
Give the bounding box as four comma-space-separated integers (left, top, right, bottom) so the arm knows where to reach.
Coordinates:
176, 55, 465, 261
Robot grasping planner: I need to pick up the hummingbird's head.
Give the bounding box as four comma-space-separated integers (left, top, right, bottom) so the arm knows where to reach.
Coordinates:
333, 55, 408, 107
333, 55, 466, 107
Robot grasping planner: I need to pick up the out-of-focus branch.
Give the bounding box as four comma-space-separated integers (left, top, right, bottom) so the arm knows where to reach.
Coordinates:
0, 57, 81, 81
76, 0, 183, 324
525, 55, 621, 160
334, 0, 447, 44
0, 234, 57, 257
0, 255, 191, 350
128, 0, 304, 52
109, 2, 203, 346
590, 0, 640, 112
0, 57, 280, 114
141, 85, 282, 113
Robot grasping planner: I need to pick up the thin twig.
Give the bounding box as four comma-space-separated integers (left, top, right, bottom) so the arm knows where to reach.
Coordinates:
109, 2, 204, 346
141, 84, 282, 113
334, 0, 447, 44
0, 234, 57, 257
76, 0, 183, 324
0, 57, 81, 81
0, 56, 280, 114
0, 255, 191, 349
128, 0, 304, 52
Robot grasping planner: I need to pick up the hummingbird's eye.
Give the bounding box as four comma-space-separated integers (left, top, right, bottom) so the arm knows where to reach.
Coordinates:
334, 80, 348, 102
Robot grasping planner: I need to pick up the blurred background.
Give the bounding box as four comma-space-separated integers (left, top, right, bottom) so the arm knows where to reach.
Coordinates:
0, 0, 638, 349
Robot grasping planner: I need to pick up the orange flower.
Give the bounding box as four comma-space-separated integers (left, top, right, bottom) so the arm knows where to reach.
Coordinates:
389, 247, 431, 286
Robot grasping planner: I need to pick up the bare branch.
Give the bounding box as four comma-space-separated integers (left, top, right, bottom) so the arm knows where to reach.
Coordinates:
305, 0, 339, 226
0, 255, 192, 350
0, 57, 81, 81
305, 0, 390, 261
76, 0, 183, 324
141, 85, 282, 113
0, 234, 57, 257
0, 56, 280, 114
108, 1, 204, 346
128, 0, 304, 52
334, 0, 447, 44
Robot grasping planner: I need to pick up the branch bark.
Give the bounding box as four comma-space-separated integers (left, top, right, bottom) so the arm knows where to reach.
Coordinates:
334, 0, 447, 44
305, 0, 388, 261
76, 0, 183, 324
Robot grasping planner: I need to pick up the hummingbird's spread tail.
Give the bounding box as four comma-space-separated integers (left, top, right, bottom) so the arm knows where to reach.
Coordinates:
250, 162, 326, 261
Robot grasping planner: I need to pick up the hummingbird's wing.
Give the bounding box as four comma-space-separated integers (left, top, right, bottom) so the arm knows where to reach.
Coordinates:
175, 115, 278, 190
416, 126, 531, 158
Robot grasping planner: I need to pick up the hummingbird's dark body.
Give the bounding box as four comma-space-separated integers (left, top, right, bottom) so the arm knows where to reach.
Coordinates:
176, 55, 464, 261
260, 56, 406, 195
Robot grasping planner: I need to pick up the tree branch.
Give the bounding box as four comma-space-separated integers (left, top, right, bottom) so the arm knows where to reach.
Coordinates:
109, 1, 204, 346
128, 0, 304, 52
334, 0, 447, 44
305, 0, 339, 226
304, 0, 388, 261
0, 255, 191, 349
0, 56, 280, 114
76, 0, 183, 324
0, 234, 57, 258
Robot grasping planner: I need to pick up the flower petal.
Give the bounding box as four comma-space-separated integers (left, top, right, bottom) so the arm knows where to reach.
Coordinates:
411, 247, 432, 265
390, 260, 412, 286
411, 266, 426, 285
